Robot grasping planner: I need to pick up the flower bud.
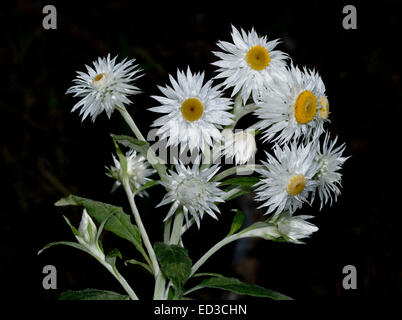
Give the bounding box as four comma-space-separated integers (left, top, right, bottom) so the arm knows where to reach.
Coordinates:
76, 209, 97, 245
275, 212, 318, 244
239, 224, 280, 240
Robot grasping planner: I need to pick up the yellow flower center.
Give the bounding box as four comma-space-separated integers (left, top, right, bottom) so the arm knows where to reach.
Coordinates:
246, 45, 271, 71
318, 96, 330, 119
294, 90, 317, 124
181, 98, 204, 122
286, 174, 306, 196
93, 73, 105, 83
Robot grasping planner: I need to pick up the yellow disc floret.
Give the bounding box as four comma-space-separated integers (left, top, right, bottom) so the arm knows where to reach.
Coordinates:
294, 90, 317, 124
93, 73, 105, 82
181, 98, 204, 122
318, 96, 330, 119
92, 73, 106, 89
286, 174, 306, 196
246, 45, 271, 71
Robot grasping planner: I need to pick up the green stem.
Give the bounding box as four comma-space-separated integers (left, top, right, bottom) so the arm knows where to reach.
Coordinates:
211, 164, 264, 182
103, 262, 139, 300
153, 211, 184, 300
233, 93, 243, 114
153, 272, 166, 300
163, 217, 172, 243
118, 107, 146, 141
122, 178, 159, 276
153, 217, 173, 300
169, 210, 184, 245
190, 234, 239, 277
118, 107, 167, 179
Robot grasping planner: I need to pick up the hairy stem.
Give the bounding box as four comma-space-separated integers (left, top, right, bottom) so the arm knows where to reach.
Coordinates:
122, 178, 159, 276
169, 210, 184, 245
190, 234, 239, 277
211, 164, 263, 182
103, 262, 139, 300
118, 107, 167, 179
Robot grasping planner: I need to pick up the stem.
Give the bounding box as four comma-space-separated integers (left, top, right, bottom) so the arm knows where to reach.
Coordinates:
222, 187, 242, 201
163, 217, 172, 243
169, 210, 184, 245
153, 217, 173, 300
211, 164, 263, 182
102, 261, 139, 300
190, 234, 239, 277
153, 211, 184, 299
122, 178, 160, 276
232, 104, 258, 129
153, 272, 166, 300
118, 107, 146, 141
233, 93, 243, 114
118, 107, 167, 179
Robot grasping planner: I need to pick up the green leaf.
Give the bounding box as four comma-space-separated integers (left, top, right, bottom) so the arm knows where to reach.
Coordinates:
186, 276, 293, 300
62, 215, 78, 236
55, 194, 149, 263
134, 179, 158, 195
110, 134, 150, 155
59, 288, 129, 300
154, 242, 192, 298
192, 272, 225, 278
227, 209, 245, 237
113, 139, 127, 176
125, 259, 153, 275
223, 188, 250, 201
105, 248, 122, 266
219, 176, 259, 188
111, 133, 167, 177
38, 241, 91, 256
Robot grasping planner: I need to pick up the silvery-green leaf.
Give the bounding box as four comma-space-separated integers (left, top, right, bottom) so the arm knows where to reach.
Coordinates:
124, 259, 153, 275
185, 276, 293, 300
38, 241, 91, 257
59, 288, 129, 300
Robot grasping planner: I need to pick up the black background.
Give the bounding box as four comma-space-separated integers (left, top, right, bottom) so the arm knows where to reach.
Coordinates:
1, 0, 401, 301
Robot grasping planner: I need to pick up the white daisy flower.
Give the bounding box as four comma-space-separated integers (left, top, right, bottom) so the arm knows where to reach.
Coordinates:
272, 211, 318, 244
212, 25, 288, 104
314, 133, 349, 209
255, 141, 320, 216
221, 128, 257, 165
254, 65, 327, 145
149, 68, 234, 153
67, 54, 142, 122
157, 162, 226, 228
307, 70, 331, 121
107, 149, 155, 196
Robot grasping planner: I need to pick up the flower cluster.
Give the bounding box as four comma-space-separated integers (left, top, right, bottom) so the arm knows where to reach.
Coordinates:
66, 25, 349, 245
41, 24, 352, 301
